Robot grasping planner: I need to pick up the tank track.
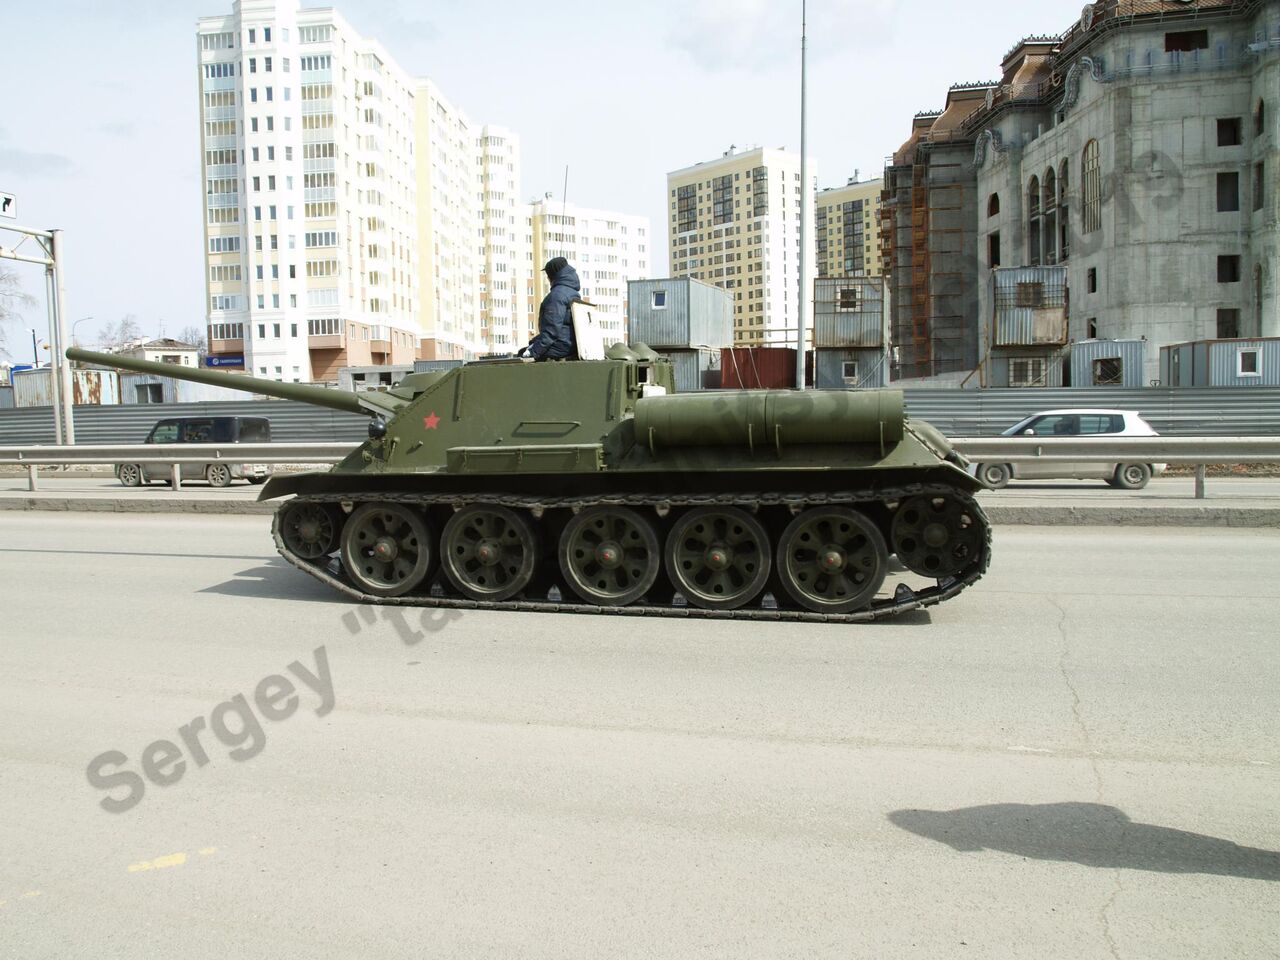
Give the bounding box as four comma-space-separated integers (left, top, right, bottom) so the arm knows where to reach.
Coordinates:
270, 481, 991, 623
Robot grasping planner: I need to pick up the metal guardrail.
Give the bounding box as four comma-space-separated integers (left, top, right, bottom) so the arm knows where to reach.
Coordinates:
0, 443, 353, 491
949, 437, 1280, 499
3, 437, 1279, 498
949, 437, 1280, 463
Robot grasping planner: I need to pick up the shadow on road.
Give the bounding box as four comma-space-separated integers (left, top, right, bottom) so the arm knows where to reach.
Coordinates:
201, 559, 337, 603
888, 802, 1280, 881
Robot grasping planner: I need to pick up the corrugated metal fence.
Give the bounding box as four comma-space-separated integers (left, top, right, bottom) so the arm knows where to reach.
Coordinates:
0, 399, 369, 445
900, 387, 1280, 436
0, 387, 1278, 445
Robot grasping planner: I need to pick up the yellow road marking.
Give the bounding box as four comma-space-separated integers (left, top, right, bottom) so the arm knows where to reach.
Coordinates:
21, 891, 41, 899
127, 852, 187, 873
198, 847, 217, 856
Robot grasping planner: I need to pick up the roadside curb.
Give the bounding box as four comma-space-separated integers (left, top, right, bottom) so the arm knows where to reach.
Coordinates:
2, 496, 1278, 526
982, 505, 1280, 527
0, 497, 277, 515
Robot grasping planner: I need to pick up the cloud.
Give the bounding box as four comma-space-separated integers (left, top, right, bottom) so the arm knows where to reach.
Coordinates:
100, 121, 136, 138
670, 0, 900, 71
0, 149, 75, 178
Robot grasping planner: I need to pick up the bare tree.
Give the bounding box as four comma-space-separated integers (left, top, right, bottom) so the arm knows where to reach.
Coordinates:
179, 324, 209, 363
0, 263, 37, 352
98, 314, 143, 352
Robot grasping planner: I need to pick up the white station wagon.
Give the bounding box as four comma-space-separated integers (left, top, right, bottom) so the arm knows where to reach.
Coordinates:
973, 409, 1167, 490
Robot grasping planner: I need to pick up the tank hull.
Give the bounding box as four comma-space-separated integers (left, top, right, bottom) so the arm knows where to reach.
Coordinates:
73, 343, 992, 620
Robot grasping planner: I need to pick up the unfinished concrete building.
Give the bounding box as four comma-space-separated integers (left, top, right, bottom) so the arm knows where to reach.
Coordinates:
885, 0, 1280, 386
883, 86, 991, 381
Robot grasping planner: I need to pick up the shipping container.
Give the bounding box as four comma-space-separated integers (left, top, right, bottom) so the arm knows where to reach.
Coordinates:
720, 348, 798, 390
1160, 337, 1280, 386
339, 365, 414, 392
657, 348, 721, 392
120, 373, 249, 405
813, 277, 885, 348
413, 359, 466, 374
628, 277, 733, 349
12, 368, 120, 408
990, 265, 1068, 347
984, 352, 1066, 388
1068, 339, 1146, 388
814, 348, 889, 388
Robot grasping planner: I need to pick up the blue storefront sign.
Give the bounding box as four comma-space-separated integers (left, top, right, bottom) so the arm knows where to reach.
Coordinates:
205, 354, 245, 368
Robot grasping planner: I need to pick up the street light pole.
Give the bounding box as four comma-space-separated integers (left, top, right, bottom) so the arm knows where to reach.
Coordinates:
51, 229, 74, 443
796, 0, 809, 391
71, 316, 94, 346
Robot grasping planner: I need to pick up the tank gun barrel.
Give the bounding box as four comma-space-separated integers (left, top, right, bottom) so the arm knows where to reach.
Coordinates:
66, 347, 394, 417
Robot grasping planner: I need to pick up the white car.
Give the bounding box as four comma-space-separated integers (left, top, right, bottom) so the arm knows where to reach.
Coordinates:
973, 409, 1167, 490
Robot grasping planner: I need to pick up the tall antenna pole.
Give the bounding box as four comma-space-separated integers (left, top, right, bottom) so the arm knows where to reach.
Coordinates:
558, 165, 570, 267
796, 0, 809, 390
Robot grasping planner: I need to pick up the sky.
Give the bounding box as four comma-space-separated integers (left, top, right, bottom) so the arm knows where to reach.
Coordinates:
0, 0, 1089, 358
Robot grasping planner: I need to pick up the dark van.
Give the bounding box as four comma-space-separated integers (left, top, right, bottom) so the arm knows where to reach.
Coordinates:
116, 417, 273, 487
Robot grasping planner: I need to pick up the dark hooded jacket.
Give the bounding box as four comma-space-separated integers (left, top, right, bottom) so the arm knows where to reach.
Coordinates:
526, 259, 579, 360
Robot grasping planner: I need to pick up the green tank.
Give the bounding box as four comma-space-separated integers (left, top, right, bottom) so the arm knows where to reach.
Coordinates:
68, 345, 990, 621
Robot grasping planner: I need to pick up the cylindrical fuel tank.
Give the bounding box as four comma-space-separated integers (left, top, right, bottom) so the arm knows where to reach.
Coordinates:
634, 389, 905, 448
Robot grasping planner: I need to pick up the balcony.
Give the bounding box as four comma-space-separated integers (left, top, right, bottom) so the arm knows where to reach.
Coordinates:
307, 319, 346, 350
209, 337, 244, 354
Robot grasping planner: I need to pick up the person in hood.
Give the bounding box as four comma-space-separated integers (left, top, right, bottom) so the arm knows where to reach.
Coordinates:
519, 257, 579, 361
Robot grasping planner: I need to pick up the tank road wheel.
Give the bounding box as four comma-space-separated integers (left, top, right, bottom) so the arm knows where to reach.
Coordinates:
559, 506, 660, 607
340, 502, 434, 598
279, 501, 340, 562
665, 506, 771, 610
891, 494, 984, 580
441, 505, 538, 602
775, 507, 888, 614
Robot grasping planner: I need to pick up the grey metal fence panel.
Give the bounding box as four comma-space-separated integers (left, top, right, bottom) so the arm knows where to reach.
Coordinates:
3, 387, 1279, 444
0, 399, 369, 445
900, 386, 1280, 436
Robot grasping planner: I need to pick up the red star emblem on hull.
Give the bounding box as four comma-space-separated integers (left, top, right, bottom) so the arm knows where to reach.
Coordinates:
423, 412, 440, 430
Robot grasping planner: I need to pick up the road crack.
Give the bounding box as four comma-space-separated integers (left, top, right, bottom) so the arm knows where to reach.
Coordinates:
1050, 596, 1125, 959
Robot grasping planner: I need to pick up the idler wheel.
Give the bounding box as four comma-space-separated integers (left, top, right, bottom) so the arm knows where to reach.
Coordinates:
340, 502, 434, 597
891, 494, 983, 579
665, 506, 771, 610
279, 501, 340, 562
441, 505, 538, 602
775, 507, 887, 614
559, 506, 660, 606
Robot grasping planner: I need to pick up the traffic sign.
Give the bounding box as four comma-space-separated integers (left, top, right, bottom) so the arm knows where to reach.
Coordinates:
0, 192, 15, 219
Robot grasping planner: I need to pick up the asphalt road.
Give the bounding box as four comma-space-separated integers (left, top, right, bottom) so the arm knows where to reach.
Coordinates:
1, 514, 1277, 959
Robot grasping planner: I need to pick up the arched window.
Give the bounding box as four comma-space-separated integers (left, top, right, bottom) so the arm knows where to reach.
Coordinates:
1082, 140, 1101, 234
988, 193, 1000, 217
1043, 168, 1058, 264
1028, 176, 1042, 265
1256, 99, 1266, 136
1058, 159, 1071, 259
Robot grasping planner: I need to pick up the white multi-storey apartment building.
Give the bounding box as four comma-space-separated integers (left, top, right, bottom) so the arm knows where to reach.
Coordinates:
478, 128, 530, 353
527, 199, 651, 345
414, 79, 480, 360
198, 0, 419, 382
667, 146, 816, 346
